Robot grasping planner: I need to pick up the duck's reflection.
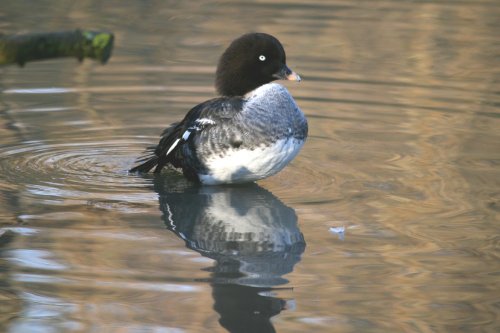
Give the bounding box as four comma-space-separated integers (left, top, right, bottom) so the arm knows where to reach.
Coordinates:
154, 177, 306, 333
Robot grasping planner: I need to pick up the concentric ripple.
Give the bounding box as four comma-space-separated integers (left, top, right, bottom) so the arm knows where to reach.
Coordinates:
0, 137, 157, 208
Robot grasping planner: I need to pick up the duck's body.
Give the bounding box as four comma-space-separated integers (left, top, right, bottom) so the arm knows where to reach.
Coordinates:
130, 33, 307, 184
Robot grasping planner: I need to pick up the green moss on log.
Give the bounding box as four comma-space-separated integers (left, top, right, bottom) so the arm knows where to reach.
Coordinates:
0, 29, 114, 66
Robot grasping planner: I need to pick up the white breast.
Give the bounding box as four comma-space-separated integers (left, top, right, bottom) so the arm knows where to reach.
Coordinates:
199, 137, 304, 185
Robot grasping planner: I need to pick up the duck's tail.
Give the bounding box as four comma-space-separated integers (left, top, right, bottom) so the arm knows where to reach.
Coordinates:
129, 150, 159, 173
130, 122, 181, 174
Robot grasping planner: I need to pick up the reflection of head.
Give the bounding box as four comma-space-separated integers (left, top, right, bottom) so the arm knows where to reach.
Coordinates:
213, 284, 285, 333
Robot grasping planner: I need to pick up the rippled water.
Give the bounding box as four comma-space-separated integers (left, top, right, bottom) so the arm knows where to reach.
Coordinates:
1, 1, 499, 332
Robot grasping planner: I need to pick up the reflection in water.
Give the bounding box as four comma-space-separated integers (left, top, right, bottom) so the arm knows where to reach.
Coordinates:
154, 176, 305, 333
0, 231, 21, 333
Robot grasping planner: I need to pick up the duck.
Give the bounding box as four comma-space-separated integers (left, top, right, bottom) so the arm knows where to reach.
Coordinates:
130, 32, 307, 185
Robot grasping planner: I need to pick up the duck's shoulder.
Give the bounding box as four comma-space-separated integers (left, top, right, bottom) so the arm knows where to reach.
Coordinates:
183, 96, 245, 124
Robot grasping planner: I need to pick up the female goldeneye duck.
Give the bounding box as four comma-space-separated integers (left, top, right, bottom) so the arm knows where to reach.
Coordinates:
130, 32, 308, 185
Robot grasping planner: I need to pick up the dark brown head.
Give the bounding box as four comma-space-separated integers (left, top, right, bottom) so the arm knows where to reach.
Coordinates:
215, 33, 300, 97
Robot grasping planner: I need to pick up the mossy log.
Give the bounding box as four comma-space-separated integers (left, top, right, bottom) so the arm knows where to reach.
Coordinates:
0, 29, 114, 66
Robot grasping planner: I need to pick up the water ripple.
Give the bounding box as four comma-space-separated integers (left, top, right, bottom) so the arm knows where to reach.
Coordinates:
0, 138, 156, 209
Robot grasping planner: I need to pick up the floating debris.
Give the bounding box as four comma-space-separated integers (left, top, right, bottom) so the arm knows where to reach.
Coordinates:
329, 226, 345, 240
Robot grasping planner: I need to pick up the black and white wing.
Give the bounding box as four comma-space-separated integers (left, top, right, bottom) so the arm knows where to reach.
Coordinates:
129, 97, 243, 175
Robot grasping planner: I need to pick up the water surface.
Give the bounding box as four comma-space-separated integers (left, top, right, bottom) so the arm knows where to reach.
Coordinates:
1, 1, 499, 332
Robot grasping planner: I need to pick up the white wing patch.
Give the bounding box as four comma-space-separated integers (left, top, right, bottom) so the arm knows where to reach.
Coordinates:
195, 118, 216, 126
165, 138, 180, 156
182, 130, 191, 140
164, 118, 216, 158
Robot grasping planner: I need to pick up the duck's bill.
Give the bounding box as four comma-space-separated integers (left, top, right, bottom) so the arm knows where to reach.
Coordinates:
286, 70, 301, 81
273, 65, 301, 82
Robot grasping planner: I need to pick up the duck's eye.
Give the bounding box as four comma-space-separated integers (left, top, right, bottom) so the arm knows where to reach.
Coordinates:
258, 55, 266, 61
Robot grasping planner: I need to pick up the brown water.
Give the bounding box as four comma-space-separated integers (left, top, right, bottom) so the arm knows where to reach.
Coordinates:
1, 1, 499, 332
